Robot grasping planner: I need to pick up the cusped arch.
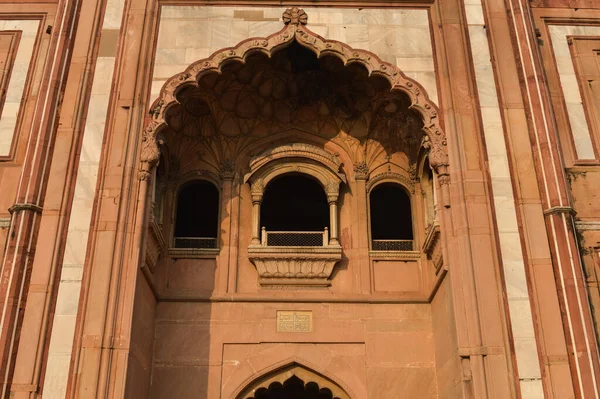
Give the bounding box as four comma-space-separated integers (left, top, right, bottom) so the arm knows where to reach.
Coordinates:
234, 360, 353, 399
140, 7, 448, 179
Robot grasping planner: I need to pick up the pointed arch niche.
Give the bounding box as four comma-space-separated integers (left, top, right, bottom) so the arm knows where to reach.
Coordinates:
138, 6, 450, 292
236, 363, 351, 399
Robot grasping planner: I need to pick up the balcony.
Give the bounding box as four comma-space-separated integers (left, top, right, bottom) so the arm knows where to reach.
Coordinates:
248, 228, 342, 288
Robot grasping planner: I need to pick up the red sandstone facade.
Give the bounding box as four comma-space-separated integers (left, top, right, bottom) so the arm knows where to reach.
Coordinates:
0, 0, 598, 397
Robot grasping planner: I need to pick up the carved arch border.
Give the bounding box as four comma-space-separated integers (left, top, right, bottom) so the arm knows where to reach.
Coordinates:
244, 143, 346, 202
231, 357, 357, 399
141, 8, 449, 180
366, 172, 416, 194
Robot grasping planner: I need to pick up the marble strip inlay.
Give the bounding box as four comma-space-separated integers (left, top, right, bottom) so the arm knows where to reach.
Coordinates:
464, 0, 544, 397
41, 0, 126, 396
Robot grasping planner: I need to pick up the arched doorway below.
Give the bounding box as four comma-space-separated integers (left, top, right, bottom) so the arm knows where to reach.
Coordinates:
238, 364, 350, 399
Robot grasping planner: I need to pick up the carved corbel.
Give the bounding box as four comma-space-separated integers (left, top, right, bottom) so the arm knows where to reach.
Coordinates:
139, 122, 162, 181
421, 133, 450, 208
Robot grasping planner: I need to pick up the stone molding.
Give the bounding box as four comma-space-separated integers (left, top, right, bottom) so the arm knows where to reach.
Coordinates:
7, 203, 43, 214
575, 221, 600, 231
167, 247, 220, 259
142, 8, 448, 180
0, 218, 9, 228
543, 205, 577, 216
368, 250, 421, 259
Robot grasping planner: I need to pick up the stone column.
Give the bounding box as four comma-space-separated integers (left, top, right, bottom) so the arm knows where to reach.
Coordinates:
326, 181, 341, 246
250, 180, 263, 245
328, 198, 339, 246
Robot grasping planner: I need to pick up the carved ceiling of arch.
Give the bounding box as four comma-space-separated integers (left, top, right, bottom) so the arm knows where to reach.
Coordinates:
141, 7, 448, 181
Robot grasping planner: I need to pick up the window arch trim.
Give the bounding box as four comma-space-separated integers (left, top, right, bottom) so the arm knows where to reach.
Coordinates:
175, 169, 222, 192
365, 172, 415, 195
245, 143, 346, 203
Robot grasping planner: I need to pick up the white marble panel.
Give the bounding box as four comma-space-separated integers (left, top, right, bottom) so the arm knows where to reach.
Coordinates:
520, 380, 545, 399
509, 299, 537, 336
549, 24, 600, 160
466, 3, 543, 397
43, 0, 126, 396
0, 20, 40, 156
567, 103, 596, 159
53, 282, 82, 315
154, 6, 439, 104
41, 354, 71, 399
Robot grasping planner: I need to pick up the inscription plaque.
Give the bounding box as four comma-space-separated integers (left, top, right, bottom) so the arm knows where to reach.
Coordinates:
276, 311, 312, 332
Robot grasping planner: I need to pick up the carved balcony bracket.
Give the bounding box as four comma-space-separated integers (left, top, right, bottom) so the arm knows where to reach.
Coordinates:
248, 245, 343, 288
145, 216, 166, 273
422, 222, 443, 274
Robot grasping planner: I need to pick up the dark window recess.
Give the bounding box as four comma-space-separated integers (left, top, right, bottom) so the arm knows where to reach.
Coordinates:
261, 174, 329, 233
174, 180, 219, 248
370, 183, 413, 251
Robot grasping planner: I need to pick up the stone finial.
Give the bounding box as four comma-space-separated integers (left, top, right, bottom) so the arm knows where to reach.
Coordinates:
282, 7, 308, 25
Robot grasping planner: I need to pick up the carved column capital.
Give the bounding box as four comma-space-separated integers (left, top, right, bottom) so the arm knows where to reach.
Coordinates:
219, 159, 236, 180
353, 161, 369, 180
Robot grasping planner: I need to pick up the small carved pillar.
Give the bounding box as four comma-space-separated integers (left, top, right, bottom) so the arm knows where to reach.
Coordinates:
220, 159, 236, 243
250, 181, 264, 245
326, 182, 340, 246
353, 161, 371, 294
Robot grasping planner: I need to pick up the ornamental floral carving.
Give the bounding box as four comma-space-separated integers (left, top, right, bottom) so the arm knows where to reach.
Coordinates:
282, 7, 308, 26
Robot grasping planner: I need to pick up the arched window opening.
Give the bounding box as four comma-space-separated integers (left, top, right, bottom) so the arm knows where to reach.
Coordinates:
174, 180, 219, 248
260, 174, 330, 246
370, 183, 413, 251
421, 158, 436, 228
